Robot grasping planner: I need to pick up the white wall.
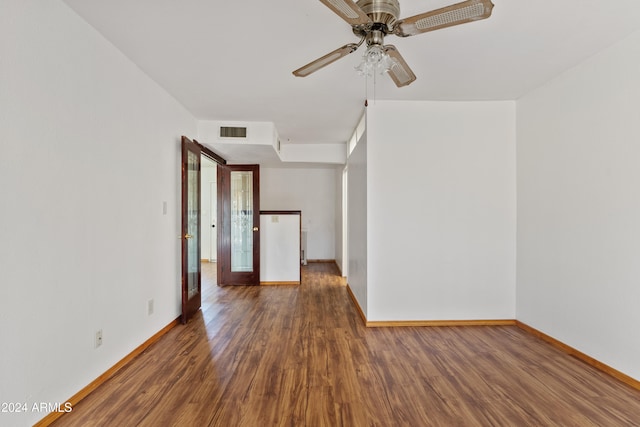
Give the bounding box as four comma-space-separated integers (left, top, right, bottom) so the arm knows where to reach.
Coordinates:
334, 167, 345, 275
279, 143, 346, 164
517, 29, 640, 381
347, 132, 368, 315
260, 167, 336, 260
0, 1, 196, 425
365, 101, 517, 321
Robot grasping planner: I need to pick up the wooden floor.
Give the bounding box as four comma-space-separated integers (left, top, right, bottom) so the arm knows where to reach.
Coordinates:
53, 262, 640, 426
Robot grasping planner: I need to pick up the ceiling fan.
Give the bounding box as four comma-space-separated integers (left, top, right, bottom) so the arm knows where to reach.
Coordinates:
293, 0, 494, 87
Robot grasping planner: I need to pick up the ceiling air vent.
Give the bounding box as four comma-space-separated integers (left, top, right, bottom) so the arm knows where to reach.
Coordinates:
219, 126, 247, 139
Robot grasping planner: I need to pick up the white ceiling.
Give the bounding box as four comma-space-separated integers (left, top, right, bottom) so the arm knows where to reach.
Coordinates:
62, 0, 640, 150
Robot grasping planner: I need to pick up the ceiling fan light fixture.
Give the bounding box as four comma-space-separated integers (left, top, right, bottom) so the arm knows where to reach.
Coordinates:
355, 44, 395, 77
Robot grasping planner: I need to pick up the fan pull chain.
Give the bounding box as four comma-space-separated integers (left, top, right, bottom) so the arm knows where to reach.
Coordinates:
373, 70, 377, 104
364, 71, 369, 103
364, 70, 378, 105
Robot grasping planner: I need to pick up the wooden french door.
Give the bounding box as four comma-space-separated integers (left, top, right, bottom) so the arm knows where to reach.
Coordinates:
181, 136, 202, 323
217, 164, 260, 285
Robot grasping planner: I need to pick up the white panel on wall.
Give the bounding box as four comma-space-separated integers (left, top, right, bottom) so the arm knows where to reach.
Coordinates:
260, 213, 301, 283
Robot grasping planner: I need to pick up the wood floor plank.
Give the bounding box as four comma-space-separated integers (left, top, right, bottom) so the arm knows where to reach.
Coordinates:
51, 262, 640, 426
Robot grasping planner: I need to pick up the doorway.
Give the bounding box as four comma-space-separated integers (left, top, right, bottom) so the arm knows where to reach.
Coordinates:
180, 136, 262, 322
200, 156, 217, 263
181, 136, 226, 323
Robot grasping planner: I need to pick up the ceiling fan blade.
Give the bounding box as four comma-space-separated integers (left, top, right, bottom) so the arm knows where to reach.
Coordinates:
293, 43, 360, 77
319, 0, 372, 26
384, 45, 416, 87
394, 0, 494, 37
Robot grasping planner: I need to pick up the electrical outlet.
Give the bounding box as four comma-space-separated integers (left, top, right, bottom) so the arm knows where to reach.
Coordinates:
95, 330, 103, 348
148, 299, 154, 316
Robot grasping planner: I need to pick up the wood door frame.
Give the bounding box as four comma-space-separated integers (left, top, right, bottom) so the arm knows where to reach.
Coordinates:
217, 164, 260, 285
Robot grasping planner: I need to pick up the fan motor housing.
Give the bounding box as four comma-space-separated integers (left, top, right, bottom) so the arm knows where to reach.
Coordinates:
356, 0, 400, 31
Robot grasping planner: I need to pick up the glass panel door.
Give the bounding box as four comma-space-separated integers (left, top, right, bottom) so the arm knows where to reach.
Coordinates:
217, 164, 260, 285
186, 149, 200, 296
181, 136, 202, 323
231, 171, 254, 272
